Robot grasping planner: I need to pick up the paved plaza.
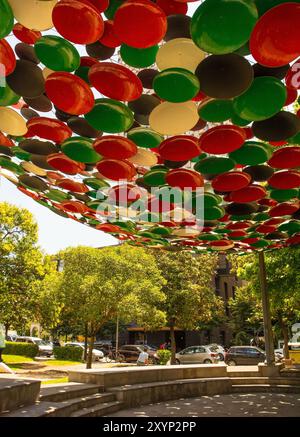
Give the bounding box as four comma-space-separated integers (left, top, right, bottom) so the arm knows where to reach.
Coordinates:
110, 393, 300, 417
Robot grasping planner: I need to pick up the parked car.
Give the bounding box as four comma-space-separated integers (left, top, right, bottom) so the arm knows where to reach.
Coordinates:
118, 344, 159, 364
6, 334, 17, 342
207, 344, 226, 361
16, 336, 53, 357
225, 346, 265, 366
175, 346, 220, 365
274, 348, 284, 361
93, 342, 111, 356
64, 342, 104, 361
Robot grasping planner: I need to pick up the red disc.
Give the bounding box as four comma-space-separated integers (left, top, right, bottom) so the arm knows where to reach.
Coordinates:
80, 56, 98, 67
256, 224, 277, 234
87, 0, 109, 13
89, 62, 143, 101
269, 202, 299, 217
57, 179, 88, 193
96, 159, 137, 181
108, 184, 141, 204
52, 0, 104, 44
61, 200, 88, 214
47, 153, 85, 175
212, 171, 251, 192
269, 140, 288, 147
156, 0, 187, 15
166, 168, 204, 190
209, 240, 234, 250
0, 39, 16, 76
0, 132, 14, 148
226, 221, 251, 230
285, 60, 300, 90
258, 198, 277, 207
285, 87, 298, 106
268, 146, 300, 169
45, 72, 94, 115
94, 136, 137, 159
99, 21, 122, 48
13, 23, 41, 44
250, 3, 300, 67
26, 118, 72, 144
199, 125, 246, 155
228, 185, 266, 203
113, 0, 167, 48
97, 223, 122, 233
264, 218, 284, 226
268, 170, 300, 189
158, 135, 201, 161
148, 196, 175, 213
287, 234, 300, 245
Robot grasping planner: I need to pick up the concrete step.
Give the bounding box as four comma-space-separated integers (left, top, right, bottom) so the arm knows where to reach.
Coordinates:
4, 392, 116, 417
230, 377, 300, 386
231, 384, 300, 394
71, 401, 124, 417
227, 370, 260, 378
40, 383, 103, 402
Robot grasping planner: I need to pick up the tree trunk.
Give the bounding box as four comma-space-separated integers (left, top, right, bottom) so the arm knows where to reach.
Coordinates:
5, 324, 9, 337
83, 323, 88, 362
278, 315, 290, 359
86, 327, 95, 370
170, 324, 176, 365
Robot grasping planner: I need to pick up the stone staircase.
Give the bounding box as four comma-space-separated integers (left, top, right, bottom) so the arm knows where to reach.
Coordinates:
2, 382, 123, 417
230, 376, 300, 394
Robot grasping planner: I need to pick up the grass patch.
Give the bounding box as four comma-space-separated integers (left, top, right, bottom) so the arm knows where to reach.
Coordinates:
42, 360, 83, 367
2, 355, 34, 364
41, 377, 69, 385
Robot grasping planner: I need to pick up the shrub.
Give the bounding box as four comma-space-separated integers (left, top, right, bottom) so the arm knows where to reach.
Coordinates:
53, 346, 83, 362
4, 341, 39, 358
156, 349, 171, 365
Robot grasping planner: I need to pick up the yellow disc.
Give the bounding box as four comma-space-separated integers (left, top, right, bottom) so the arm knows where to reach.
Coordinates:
8, 0, 57, 31
42, 67, 55, 80
128, 148, 158, 167
21, 161, 47, 177
171, 228, 200, 237
0, 107, 27, 136
149, 101, 199, 135
156, 38, 205, 72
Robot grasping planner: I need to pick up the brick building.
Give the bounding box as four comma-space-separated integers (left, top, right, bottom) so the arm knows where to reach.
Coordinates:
124, 254, 241, 350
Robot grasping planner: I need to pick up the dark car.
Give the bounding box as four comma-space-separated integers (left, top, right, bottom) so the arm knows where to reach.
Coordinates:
118, 344, 159, 364
225, 346, 266, 366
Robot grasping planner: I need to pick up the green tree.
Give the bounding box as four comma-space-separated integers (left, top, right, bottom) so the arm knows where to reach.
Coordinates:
230, 249, 300, 358
152, 251, 225, 364
56, 245, 166, 368
0, 202, 49, 334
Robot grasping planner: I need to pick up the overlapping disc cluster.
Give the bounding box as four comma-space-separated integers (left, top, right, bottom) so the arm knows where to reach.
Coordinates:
1, 0, 300, 252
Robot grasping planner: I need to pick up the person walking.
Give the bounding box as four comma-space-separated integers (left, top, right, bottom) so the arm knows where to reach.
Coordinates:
136, 346, 149, 366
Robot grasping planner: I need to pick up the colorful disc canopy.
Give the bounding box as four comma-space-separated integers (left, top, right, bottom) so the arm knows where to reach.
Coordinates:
88, 62, 143, 102
45, 72, 94, 115
113, 0, 167, 48
233, 76, 287, 121
250, 2, 300, 67
191, 0, 258, 54
93, 136, 137, 159
85, 99, 134, 133
199, 125, 246, 155
153, 68, 200, 103
158, 136, 201, 161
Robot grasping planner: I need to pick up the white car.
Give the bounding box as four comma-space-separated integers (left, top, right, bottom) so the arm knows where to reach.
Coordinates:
65, 342, 104, 361
207, 344, 226, 361
16, 336, 53, 357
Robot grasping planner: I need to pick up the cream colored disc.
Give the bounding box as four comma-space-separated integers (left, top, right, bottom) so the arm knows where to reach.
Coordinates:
8, 0, 57, 31
149, 101, 199, 135
156, 38, 205, 73
128, 148, 158, 167
0, 107, 27, 136
21, 161, 47, 177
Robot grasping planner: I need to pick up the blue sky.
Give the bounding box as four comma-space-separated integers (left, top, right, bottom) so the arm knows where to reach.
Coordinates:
0, 2, 200, 254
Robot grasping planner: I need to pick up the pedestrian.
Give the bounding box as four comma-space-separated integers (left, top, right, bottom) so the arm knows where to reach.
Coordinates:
159, 342, 166, 350
136, 346, 149, 366
0, 324, 14, 374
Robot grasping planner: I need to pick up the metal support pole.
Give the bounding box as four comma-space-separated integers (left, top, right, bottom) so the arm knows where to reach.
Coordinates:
258, 251, 275, 366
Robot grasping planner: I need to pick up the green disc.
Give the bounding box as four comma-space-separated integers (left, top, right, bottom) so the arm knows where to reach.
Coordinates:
0, 83, 20, 106
199, 99, 233, 122
233, 76, 287, 121
198, 233, 220, 241
11, 146, 31, 161
0, 0, 14, 39
250, 239, 270, 248
120, 44, 159, 68
144, 167, 168, 187
154, 186, 192, 204
153, 68, 200, 103
0, 157, 24, 175
61, 137, 101, 163
75, 65, 90, 85
278, 220, 300, 234
288, 131, 300, 145
83, 178, 110, 190
47, 189, 71, 202
127, 127, 163, 149
231, 113, 250, 127
270, 188, 299, 202
35, 35, 80, 72
194, 156, 235, 174
85, 99, 134, 133
150, 226, 172, 236
104, 0, 125, 19
255, 0, 300, 16
204, 206, 225, 220
191, 0, 258, 54
229, 141, 271, 165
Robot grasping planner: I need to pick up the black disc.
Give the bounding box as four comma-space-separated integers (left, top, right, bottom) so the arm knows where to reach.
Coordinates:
6, 60, 45, 99
164, 14, 191, 41
243, 165, 274, 181
86, 42, 115, 60
137, 69, 159, 89
252, 111, 300, 142
253, 63, 290, 80
67, 117, 102, 138
24, 94, 52, 112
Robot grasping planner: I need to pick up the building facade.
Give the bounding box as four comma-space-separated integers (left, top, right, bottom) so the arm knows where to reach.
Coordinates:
125, 254, 241, 350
